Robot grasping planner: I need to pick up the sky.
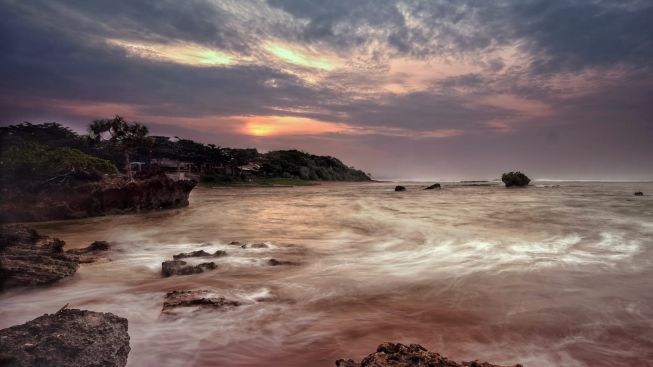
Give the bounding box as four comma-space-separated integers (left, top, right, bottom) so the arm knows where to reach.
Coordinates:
1, 0, 652, 180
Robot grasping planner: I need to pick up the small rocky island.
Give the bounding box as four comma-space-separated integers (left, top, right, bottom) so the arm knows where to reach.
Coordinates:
501, 171, 531, 187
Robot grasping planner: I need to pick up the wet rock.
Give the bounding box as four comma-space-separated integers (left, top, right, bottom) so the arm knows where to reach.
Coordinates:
0, 173, 196, 223
394, 186, 406, 192
634, 191, 644, 196
172, 250, 226, 260
425, 183, 441, 190
501, 171, 530, 187
0, 308, 130, 367
0, 225, 78, 290
66, 241, 111, 263
268, 258, 298, 266
336, 343, 521, 367
250, 243, 269, 249
162, 290, 241, 312
228, 241, 243, 246
161, 260, 217, 277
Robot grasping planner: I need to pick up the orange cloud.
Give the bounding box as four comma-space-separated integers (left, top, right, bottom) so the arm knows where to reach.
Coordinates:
240, 115, 353, 136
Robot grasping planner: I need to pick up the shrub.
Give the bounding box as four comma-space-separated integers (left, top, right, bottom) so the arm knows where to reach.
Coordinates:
501, 171, 530, 187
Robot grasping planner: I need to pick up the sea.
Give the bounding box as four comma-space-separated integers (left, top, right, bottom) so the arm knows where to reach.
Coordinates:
1, 181, 652, 366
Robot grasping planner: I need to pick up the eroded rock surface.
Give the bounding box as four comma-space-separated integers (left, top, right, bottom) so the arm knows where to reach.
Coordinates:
0, 308, 130, 367
0, 225, 78, 289
336, 343, 522, 367
66, 240, 111, 263
162, 290, 242, 313
161, 260, 217, 277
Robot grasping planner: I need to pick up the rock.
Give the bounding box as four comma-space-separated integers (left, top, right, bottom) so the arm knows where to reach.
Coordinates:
394, 186, 406, 192
501, 172, 530, 187
268, 258, 298, 266
172, 250, 226, 260
66, 241, 111, 263
425, 183, 441, 190
250, 243, 269, 249
336, 343, 521, 367
228, 241, 243, 246
162, 290, 241, 313
0, 173, 196, 223
634, 191, 644, 196
0, 308, 130, 367
0, 225, 78, 290
161, 260, 217, 277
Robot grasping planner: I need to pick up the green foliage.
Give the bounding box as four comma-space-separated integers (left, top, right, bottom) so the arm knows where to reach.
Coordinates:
0, 142, 118, 182
501, 171, 531, 187
260, 150, 370, 181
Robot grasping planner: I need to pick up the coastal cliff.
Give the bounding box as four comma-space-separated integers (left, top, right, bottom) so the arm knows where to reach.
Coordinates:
0, 174, 196, 223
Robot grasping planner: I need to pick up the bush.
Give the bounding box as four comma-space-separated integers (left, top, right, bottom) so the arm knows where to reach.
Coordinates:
501, 171, 530, 187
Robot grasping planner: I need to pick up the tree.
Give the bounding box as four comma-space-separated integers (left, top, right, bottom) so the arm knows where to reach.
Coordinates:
88, 116, 149, 181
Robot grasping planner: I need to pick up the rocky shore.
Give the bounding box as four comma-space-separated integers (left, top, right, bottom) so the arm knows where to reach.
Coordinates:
0, 173, 196, 223
336, 343, 522, 367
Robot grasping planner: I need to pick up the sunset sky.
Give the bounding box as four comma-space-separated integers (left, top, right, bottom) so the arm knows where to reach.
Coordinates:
1, 0, 652, 180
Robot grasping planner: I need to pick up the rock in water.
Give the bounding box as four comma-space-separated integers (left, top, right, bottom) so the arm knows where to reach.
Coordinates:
425, 183, 441, 190
0, 308, 130, 367
268, 258, 298, 266
161, 260, 217, 277
634, 191, 644, 196
66, 241, 111, 263
162, 290, 242, 312
394, 186, 406, 192
501, 172, 530, 187
0, 225, 78, 290
335, 342, 521, 367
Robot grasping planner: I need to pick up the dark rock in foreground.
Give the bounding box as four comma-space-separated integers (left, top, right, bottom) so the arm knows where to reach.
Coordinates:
249, 243, 269, 249
425, 183, 441, 190
161, 260, 217, 277
336, 343, 521, 367
0, 308, 130, 367
66, 241, 111, 264
172, 249, 226, 260
501, 172, 530, 187
268, 258, 298, 266
634, 191, 644, 196
0, 225, 78, 290
0, 174, 196, 223
394, 186, 406, 192
162, 290, 241, 313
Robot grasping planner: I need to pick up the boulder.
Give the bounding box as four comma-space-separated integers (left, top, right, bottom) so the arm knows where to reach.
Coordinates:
336, 342, 521, 367
0, 225, 78, 290
0, 173, 196, 223
250, 243, 269, 249
162, 290, 241, 313
228, 241, 243, 246
161, 260, 217, 277
172, 250, 226, 260
66, 241, 111, 264
268, 258, 298, 266
0, 308, 130, 367
394, 186, 406, 192
425, 183, 441, 190
634, 192, 644, 196
501, 172, 530, 187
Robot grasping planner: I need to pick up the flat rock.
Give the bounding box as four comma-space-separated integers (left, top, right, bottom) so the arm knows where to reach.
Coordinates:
425, 183, 441, 190
0, 308, 130, 367
161, 260, 217, 277
0, 225, 78, 290
249, 243, 269, 249
394, 186, 406, 192
268, 258, 298, 266
172, 250, 226, 260
634, 191, 644, 196
66, 241, 111, 263
162, 290, 242, 313
336, 342, 522, 367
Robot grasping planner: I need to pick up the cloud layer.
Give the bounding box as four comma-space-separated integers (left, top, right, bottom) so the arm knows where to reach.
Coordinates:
1, 0, 652, 180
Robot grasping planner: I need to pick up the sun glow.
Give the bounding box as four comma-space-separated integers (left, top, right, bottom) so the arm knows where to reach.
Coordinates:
242, 115, 351, 136
265, 43, 337, 70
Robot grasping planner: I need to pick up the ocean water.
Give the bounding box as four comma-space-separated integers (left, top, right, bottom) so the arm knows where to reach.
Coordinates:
1, 182, 652, 366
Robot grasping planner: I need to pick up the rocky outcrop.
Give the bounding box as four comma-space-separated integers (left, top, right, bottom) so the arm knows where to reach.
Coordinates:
501, 172, 530, 187
634, 191, 644, 196
0, 173, 196, 223
336, 343, 521, 367
161, 260, 217, 277
0, 308, 130, 367
395, 186, 406, 192
162, 290, 241, 313
0, 225, 78, 290
425, 183, 441, 190
268, 258, 298, 266
172, 249, 226, 260
66, 241, 111, 264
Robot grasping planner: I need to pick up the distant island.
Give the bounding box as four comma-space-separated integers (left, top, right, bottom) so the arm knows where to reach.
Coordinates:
0, 116, 370, 222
